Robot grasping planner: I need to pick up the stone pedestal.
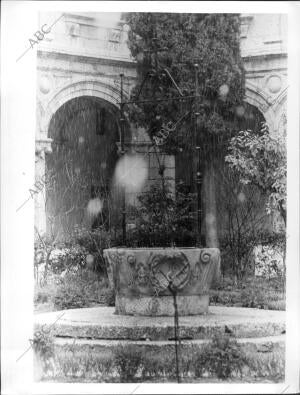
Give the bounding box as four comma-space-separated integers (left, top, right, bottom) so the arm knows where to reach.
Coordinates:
103, 247, 221, 316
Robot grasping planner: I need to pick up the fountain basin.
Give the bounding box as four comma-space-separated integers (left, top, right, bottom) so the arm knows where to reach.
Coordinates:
103, 247, 221, 316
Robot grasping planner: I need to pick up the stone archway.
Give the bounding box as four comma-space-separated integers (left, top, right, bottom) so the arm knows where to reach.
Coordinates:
35, 79, 130, 238
40, 79, 126, 136
245, 81, 275, 132
45, 96, 122, 239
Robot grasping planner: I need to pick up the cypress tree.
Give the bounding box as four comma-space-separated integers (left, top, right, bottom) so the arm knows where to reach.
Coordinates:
125, 13, 245, 247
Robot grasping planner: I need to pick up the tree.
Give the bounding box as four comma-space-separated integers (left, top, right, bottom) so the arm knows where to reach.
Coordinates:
225, 123, 286, 227
124, 13, 245, 247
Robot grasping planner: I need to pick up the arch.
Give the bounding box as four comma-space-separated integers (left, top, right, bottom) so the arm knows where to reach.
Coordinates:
244, 81, 275, 131
272, 88, 287, 134
45, 95, 122, 238
272, 87, 287, 113
245, 81, 271, 111
41, 79, 127, 135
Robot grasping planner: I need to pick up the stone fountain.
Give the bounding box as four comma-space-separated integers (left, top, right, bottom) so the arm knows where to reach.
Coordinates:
103, 247, 221, 316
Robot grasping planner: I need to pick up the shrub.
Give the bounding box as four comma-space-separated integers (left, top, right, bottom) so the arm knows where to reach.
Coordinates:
102, 288, 115, 307
52, 270, 104, 310
194, 334, 247, 379
254, 243, 285, 279
113, 344, 143, 382
32, 329, 54, 360
33, 328, 55, 378
72, 226, 113, 273
125, 183, 197, 248
53, 281, 87, 310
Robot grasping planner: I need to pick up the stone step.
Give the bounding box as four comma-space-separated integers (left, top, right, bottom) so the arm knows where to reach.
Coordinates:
34, 306, 285, 382
53, 333, 285, 350
34, 306, 285, 341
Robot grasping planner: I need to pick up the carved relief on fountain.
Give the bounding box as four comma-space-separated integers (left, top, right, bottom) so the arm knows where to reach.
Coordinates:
103, 247, 221, 316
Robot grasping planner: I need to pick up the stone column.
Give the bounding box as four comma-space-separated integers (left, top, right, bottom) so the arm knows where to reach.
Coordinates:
34, 137, 52, 237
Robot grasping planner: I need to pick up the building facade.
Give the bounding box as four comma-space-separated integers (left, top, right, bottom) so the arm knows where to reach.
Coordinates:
35, 12, 287, 238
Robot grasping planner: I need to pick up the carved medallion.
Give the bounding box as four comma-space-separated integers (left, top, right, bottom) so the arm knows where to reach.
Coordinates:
266, 75, 282, 94
148, 252, 190, 292
39, 76, 51, 94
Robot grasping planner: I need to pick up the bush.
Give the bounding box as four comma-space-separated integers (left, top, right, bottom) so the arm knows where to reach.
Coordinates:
33, 328, 55, 378
210, 275, 285, 311
102, 288, 115, 307
72, 226, 113, 273
254, 243, 285, 279
33, 329, 54, 359
194, 334, 247, 379
53, 279, 88, 310
125, 183, 197, 248
34, 226, 114, 288
113, 344, 143, 382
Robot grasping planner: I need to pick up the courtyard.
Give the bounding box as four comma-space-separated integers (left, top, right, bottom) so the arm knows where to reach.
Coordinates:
33, 11, 286, 384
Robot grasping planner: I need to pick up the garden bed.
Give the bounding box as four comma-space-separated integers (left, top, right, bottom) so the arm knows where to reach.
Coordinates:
34, 271, 285, 313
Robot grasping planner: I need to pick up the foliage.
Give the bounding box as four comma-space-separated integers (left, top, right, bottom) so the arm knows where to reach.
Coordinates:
217, 166, 286, 282
113, 344, 143, 382
72, 226, 113, 273
125, 13, 245, 155
254, 244, 285, 279
33, 329, 54, 360
194, 334, 247, 379
34, 232, 88, 287
225, 123, 286, 225
141, 351, 175, 379
37, 340, 284, 382
245, 346, 285, 380
53, 273, 90, 310
210, 276, 285, 310
34, 269, 113, 311
34, 226, 114, 287
102, 287, 116, 307
217, 168, 270, 281
125, 182, 197, 247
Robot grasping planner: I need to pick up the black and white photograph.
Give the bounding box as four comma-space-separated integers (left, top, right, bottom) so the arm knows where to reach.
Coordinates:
1, 1, 300, 394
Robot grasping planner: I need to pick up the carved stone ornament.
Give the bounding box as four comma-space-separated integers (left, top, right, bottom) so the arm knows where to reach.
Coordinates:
266, 75, 282, 94
149, 251, 191, 292
39, 76, 51, 94
35, 138, 53, 160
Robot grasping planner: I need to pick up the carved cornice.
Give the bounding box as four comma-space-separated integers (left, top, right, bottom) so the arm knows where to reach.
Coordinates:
35, 138, 53, 159
240, 14, 254, 39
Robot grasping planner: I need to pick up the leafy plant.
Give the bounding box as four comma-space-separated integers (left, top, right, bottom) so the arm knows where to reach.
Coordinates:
33, 328, 55, 378
194, 334, 247, 379
126, 183, 196, 247
101, 287, 115, 307
113, 344, 143, 382
210, 275, 285, 310
32, 329, 54, 360
216, 164, 286, 283
226, 123, 286, 226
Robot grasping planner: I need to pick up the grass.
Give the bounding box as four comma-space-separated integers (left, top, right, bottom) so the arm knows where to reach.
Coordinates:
34, 339, 285, 383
